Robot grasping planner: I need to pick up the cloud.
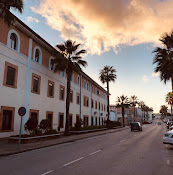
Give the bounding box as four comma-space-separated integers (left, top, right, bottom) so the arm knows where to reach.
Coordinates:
152, 72, 160, 77
27, 16, 39, 23
142, 75, 149, 82
31, 0, 173, 55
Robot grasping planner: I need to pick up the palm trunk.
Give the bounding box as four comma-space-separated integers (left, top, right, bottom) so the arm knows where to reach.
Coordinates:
134, 106, 135, 121
64, 71, 71, 136
107, 81, 110, 121
122, 107, 125, 127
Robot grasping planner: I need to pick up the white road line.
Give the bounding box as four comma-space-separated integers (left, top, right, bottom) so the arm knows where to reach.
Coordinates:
120, 139, 125, 143
41, 170, 53, 175
63, 157, 84, 167
89, 150, 101, 155
167, 160, 170, 165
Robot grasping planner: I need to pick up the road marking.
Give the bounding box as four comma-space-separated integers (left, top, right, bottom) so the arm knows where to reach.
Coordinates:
63, 157, 84, 167
89, 150, 101, 155
41, 170, 53, 175
120, 139, 125, 143
167, 160, 170, 165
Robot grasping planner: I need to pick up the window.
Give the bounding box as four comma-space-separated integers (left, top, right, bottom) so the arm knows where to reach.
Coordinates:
84, 116, 89, 126
46, 111, 53, 128
86, 82, 89, 90
49, 57, 54, 70
7, 29, 20, 52
76, 93, 80, 105
101, 104, 103, 111
91, 85, 94, 93
95, 117, 97, 126
95, 87, 97, 94
60, 71, 65, 77
84, 80, 87, 89
95, 101, 97, 109
71, 74, 74, 82
102, 118, 104, 125
3, 62, 18, 88
31, 73, 41, 94
97, 90, 100, 96
59, 85, 65, 101
91, 99, 94, 108
33, 47, 42, 64
99, 117, 100, 126
76, 115, 80, 123
47, 80, 54, 98
83, 96, 89, 107
30, 109, 39, 122
99, 102, 100, 110
0, 106, 15, 131
69, 114, 73, 127
104, 105, 105, 111
91, 116, 94, 125
70, 90, 73, 103
59, 113, 64, 128
77, 76, 80, 86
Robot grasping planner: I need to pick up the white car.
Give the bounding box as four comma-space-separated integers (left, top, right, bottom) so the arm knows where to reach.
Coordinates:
163, 130, 173, 145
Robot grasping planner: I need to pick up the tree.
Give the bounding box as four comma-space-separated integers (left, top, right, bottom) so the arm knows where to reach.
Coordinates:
53, 40, 87, 136
160, 105, 168, 118
130, 95, 138, 121
138, 101, 145, 122
0, 0, 24, 26
116, 95, 130, 127
99, 66, 117, 121
153, 32, 173, 91
165, 92, 173, 114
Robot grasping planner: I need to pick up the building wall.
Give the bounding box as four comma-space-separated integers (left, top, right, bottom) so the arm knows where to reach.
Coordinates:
0, 18, 107, 138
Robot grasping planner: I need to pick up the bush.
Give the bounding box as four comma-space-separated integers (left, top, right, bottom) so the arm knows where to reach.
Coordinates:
44, 129, 58, 135
106, 119, 121, 129
74, 118, 83, 131
39, 119, 51, 133
24, 117, 38, 135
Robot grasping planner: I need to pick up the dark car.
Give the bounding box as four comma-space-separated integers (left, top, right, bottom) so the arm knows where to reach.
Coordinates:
130, 122, 142, 132
143, 120, 151, 124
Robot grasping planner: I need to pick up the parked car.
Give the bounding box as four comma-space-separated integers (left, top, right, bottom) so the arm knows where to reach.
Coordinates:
170, 126, 173, 130
163, 130, 173, 145
167, 122, 173, 129
158, 121, 162, 125
130, 122, 142, 132
143, 121, 151, 124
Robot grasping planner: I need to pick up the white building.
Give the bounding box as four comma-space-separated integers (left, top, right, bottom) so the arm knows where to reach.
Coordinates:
0, 15, 107, 138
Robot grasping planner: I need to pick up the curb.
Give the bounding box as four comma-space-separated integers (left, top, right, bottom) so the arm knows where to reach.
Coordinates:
0, 127, 128, 157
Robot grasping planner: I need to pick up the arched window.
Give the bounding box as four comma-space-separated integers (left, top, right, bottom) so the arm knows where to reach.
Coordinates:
49, 57, 54, 70
7, 29, 20, 52
33, 46, 42, 64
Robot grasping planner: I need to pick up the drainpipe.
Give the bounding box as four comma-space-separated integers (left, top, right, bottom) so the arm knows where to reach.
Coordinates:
90, 84, 93, 125
23, 38, 32, 133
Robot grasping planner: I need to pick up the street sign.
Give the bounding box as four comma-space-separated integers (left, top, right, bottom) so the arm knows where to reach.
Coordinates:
18, 107, 26, 117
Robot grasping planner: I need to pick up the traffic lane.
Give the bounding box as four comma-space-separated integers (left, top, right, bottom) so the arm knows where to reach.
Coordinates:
0, 124, 158, 175
51, 124, 163, 175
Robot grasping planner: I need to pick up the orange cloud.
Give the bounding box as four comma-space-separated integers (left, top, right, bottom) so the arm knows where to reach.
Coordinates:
31, 0, 173, 55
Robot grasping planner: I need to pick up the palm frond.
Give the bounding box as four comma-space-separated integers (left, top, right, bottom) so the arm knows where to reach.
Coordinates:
77, 60, 87, 67
56, 44, 66, 52
76, 49, 86, 55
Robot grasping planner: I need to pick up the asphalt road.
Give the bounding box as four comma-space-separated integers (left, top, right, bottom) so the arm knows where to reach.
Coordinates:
0, 120, 173, 175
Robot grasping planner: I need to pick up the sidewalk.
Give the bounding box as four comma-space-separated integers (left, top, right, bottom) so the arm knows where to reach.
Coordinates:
0, 127, 128, 157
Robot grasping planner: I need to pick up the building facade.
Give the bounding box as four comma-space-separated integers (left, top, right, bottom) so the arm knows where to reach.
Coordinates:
0, 16, 108, 138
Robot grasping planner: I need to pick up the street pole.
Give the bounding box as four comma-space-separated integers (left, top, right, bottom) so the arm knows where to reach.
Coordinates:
19, 116, 23, 147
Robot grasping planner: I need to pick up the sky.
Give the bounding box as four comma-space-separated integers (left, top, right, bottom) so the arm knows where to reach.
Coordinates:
12, 0, 173, 113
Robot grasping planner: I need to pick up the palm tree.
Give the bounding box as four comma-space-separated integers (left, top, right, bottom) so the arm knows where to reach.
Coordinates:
160, 105, 168, 119
130, 95, 138, 122
116, 95, 130, 127
99, 66, 117, 121
53, 40, 87, 135
165, 92, 173, 114
153, 32, 173, 91
0, 0, 24, 26
138, 101, 145, 122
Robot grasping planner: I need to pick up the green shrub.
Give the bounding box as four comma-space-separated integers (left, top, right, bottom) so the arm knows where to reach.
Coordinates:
74, 118, 83, 131
24, 117, 38, 135
39, 119, 51, 133
44, 129, 58, 135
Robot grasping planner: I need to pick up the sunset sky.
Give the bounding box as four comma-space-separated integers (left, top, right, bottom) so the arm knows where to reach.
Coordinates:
12, 0, 173, 113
